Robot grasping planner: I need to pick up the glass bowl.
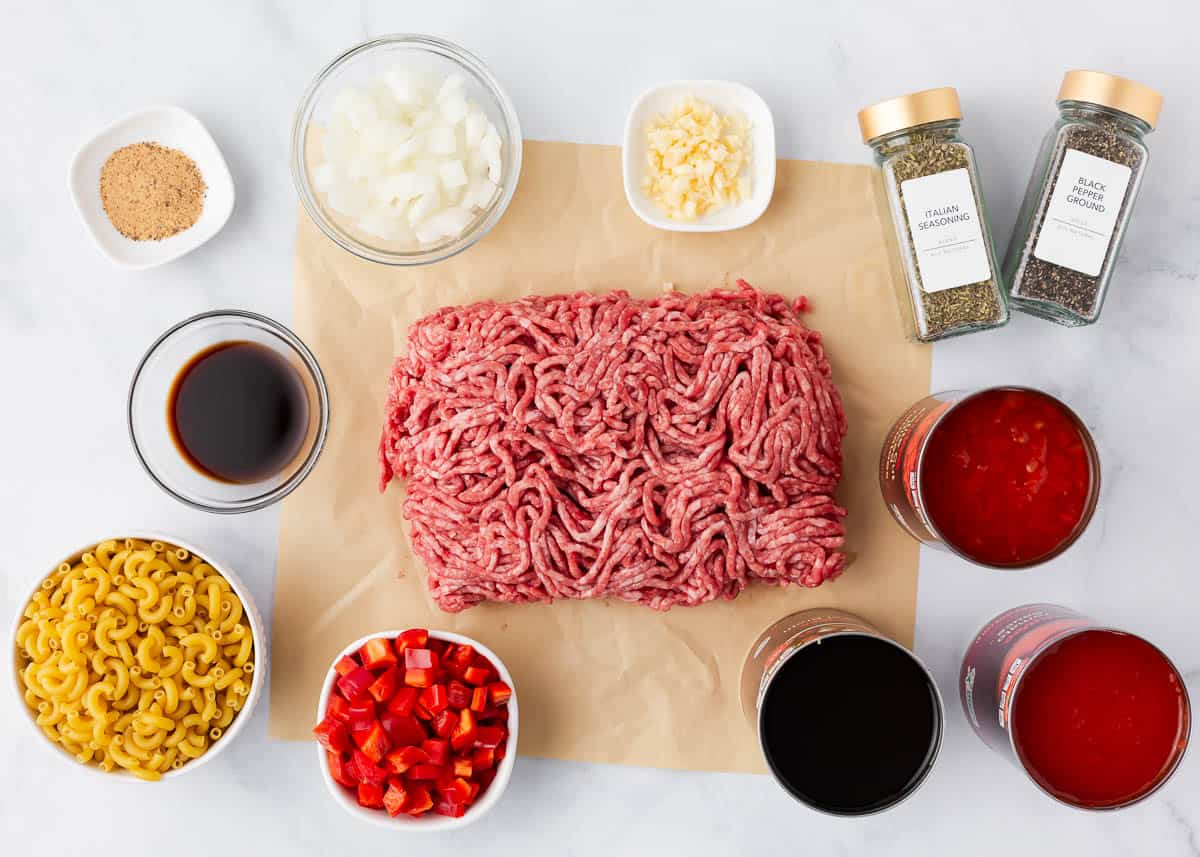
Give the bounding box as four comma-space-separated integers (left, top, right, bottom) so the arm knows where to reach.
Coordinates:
291, 34, 522, 266
128, 310, 329, 514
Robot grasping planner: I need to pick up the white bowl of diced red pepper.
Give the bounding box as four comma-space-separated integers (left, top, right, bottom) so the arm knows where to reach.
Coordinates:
313, 628, 517, 830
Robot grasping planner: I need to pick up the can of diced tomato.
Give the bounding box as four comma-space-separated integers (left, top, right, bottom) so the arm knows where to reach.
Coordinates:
741, 609, 944, 817
961, 604, 1191, 810
879, 386, 1100, 569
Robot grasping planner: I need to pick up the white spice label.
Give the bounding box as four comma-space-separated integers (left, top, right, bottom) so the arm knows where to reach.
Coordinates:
900, 168, 991, 293
1034, 148, 1132, 278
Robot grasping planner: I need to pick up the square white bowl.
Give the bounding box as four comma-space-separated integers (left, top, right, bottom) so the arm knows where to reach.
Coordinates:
68, 105, 235, 270
623, 80, 775, 232
316, 630, 518, 832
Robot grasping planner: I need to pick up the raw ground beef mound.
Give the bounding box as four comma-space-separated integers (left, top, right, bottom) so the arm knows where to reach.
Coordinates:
379, 280, 848, 612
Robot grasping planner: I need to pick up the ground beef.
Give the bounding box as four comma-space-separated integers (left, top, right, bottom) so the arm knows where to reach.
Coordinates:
379, 280, 847, 612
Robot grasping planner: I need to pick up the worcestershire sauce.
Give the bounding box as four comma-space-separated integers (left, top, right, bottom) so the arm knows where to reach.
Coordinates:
168, 341, 309, 484
761, 634, 941, 815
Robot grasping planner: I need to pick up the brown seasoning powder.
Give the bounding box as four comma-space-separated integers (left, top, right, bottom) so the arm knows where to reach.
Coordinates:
1012, 120, 1144, 318
889, 134, 1003, 337
100, 142, 206, 241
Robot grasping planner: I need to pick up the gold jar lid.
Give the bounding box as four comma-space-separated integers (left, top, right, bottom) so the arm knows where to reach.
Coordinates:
1058, 70, 1162, 128
857, 87, 962, 143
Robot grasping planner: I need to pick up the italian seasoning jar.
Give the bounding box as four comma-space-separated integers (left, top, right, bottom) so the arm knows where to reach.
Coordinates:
1004, 71, 1161, 326
859, 87, 1008, 342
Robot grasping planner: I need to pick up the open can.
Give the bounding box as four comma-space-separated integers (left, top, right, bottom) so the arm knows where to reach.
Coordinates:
961, 604, 1191, 809
878, 386, 1100, 568
741, 609, 944, 816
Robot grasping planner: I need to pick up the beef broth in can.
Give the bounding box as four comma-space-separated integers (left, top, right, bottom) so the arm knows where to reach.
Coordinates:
741, 609, 944, 816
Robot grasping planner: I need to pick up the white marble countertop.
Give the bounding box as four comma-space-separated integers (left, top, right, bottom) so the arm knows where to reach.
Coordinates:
3, 2, 1197, 854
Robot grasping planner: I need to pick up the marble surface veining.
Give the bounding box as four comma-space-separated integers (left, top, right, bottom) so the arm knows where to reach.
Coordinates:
1, 1, 1197, 854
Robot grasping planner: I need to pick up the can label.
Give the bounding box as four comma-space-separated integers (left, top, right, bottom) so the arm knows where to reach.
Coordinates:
959, 604, 1091, 754
878, 393, 957, 544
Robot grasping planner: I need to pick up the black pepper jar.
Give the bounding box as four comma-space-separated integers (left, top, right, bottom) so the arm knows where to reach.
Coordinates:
1004, 71, 1162, 326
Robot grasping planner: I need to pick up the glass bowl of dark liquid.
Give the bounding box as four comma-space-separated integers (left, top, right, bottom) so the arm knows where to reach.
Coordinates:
128, 310, 329, 513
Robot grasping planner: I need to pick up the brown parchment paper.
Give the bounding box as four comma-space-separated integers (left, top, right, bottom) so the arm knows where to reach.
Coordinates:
270, 140, 931, 772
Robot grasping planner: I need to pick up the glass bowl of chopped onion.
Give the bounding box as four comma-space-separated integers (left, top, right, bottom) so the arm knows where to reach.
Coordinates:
291, 34, 522, 266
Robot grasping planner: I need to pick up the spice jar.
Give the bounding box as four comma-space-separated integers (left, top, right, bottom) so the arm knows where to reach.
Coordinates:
1004, 71, 1162, 326
858, 87, 1008, 342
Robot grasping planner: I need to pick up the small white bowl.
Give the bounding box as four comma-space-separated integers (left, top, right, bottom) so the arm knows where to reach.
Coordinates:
316, 630, 519, 832
623, 80, 775, 232
10, 533, 267, 781
68, 106, 235, 270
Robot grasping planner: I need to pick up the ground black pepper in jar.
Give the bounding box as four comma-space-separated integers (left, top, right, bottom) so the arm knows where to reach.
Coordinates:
1004, 71, 1162, 326
858, 87, 1008, 342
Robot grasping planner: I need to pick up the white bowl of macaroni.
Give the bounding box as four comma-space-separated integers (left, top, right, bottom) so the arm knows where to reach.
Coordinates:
10, 533, 266, 781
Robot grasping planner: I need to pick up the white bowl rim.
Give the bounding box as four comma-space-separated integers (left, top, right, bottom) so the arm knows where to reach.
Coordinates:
290, 33, 523, 267
622, 78, 776, 233
315, 629, 519, 832
67, 104, 236, 271
9, 531, 267, 782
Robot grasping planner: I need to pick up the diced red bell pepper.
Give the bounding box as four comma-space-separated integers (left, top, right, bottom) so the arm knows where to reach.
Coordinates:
328, 751, 357, 789
446, 680, 472, 710
405, 784, 433, 816
421, 739, 450, 766
427, 638, 450, 658
337, 666, 376, 702
357, 781, 385, 808
431, 708, 456, 739
413, 701, 433, 721
407, 763, 445, 781
436, 776, 473, 805
443, 644, 474, 677
453, 756, 473, 778
472, 747, 495, 770
475, 725, 506, 749
404, 667, 436, 688
470, 686, 488, 712
368, 667, 402, 703
419, 684, 449, 714
489, 681, 513, 706
385, 685, 419, 717
313, 716, 350, 754
433, 799, 466, 818
351, 749, 388, 786
451, 709, 477, 751
379, 712, 427, 748
346, 699, 376, 730
405, 648, 438, 671
435, 765, 455, 790
462, 665, 490, 686
359, 637, 398, 670
325, 693, 351, 722
383, 781, 408, 817
494, 744, 507, 761
355, 722, 390, 764
467, 779, 480, 802
395, 628, 429, 654
385, 745, 429, 774
334, 653, 359, 677
477, 767, 496, 794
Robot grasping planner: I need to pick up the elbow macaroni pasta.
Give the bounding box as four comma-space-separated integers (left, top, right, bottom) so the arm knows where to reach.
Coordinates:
16, 539, 255, 780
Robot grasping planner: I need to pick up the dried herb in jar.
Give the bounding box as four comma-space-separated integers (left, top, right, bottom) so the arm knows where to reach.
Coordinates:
1005, 71, 1161, 327
859, 88, 1008, 342
888, 135, 1005, 336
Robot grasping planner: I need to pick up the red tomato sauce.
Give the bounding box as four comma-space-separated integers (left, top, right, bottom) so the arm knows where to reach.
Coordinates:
1011, 630, 1189, 807
920, 388, 1093, 566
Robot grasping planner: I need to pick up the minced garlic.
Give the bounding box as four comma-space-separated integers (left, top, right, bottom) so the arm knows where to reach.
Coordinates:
641, 97, 751, 221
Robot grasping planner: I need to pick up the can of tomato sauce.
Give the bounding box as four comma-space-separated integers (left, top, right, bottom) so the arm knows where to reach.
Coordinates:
961, 604, 1191, 809
741, 609, 944, 816
879, 386, 1100, 568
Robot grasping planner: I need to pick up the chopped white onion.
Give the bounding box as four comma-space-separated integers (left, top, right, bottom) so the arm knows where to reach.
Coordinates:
320, 70, 504, 248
